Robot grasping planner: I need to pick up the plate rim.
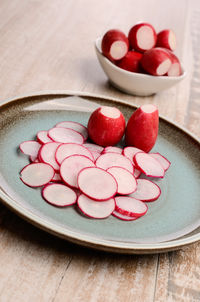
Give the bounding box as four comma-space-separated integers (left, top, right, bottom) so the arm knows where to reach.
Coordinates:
0, 90, 199, 254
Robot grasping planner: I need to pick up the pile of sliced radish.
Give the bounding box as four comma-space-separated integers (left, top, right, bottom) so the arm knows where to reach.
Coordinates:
19, 119, 170, 221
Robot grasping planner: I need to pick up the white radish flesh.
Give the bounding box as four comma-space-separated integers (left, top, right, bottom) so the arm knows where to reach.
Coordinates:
42, 183, 77, 207
112, 211, 138, 221
115, 196, 148, 217
48, 127, 84, 144
150, 153, 171, 171
20, 163, 54, 187
78, 167, 117, 201
77, 194, 115, 219
56, 143, 94, 165
129, 179, 161, 201
29, 155, 38, 162
20, 141, 41, 157
83, 143, 104, 153
60, 155, 95, 188
37, 130, 53, 144
90, 150, 101, 161
56, 121, 88, 141
123, 146, 143, 164
107, 167, 137, 195
103, 146, 122, 154
39, 142, 61, 171
96, 153, 134, 174
134, 152, 165, 178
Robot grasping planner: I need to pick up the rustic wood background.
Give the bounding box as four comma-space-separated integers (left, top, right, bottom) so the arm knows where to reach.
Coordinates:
0, 0, 199, 301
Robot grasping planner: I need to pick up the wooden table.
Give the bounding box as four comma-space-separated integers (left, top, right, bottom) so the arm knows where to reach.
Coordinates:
0, 0, 199, 301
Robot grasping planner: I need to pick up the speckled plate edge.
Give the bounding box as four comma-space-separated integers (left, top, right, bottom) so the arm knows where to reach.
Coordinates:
0, 90, 199, 254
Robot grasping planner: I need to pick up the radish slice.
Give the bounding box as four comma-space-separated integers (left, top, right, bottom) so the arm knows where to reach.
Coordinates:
115, 196, 148, 217
52, 172, 62, 182
83, 143, 104, 153
78, 167, 117, 201
56, 143, 94, 165
129, 179, 161, 202
90, 150, 101, 161
56, 121, 88, 141
77, 194, 115, 219
29, 155, 38, 162
96, 153, 134, 174
150, 153, 171, 171
112, 211, 138, 221
103, 146, 122, 154
39, 142, 61, 171
107, 167, 137, 195
123, 146, 143, 164
42, 183, 77, 207
20, 163, 54, 187
19, 141, 41, 157
134, 169, 142, 179
48, 127, 84, 144
134, 152, 165, 178
60, 155, 95, 188
37, 130, 53, 144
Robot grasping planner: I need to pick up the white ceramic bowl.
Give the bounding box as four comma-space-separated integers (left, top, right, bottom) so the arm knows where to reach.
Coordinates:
95, 37, 186, 96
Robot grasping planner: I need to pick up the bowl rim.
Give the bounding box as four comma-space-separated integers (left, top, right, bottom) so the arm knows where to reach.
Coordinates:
95, 37, 186, 80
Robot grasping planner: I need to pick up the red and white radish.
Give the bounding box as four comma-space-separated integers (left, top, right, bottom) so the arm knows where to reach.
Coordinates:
112, 211, 138, 221
96, 152, 134, 174
19, 141, 41, 157
60, 155, 95, 188
115, 196, 148, 217
55, 143, 94, 165
101, 29, 129, 61
48, 127, 84, 144
116, 51, 143, 72
87, 106, 125, 146
78, 167, 118, 201
128, 23, 157, 52
141, 47, 172, 76
37, 130, 53, 144
156, 29, 176, 51
83, 143, 104, 153
42, 183, 77, 207
107, 166, 137, 195
103, 146, 122, 154
125, 104, 159, 153
129, 178, 161, 201
77, 194, 115, 219
150, 152, 171, 171
56, 121, 88, 141
134, 152, 165, 178
123, 146, 143, 163
39, 142, 61, 171
20, 163, 54, 187
165, 50, 181, 76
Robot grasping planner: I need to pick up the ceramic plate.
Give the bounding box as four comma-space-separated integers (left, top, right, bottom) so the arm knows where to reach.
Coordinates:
0, 91, 199, 254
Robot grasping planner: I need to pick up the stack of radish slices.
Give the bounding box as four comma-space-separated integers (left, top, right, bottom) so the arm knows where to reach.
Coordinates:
19, 121, 170, 221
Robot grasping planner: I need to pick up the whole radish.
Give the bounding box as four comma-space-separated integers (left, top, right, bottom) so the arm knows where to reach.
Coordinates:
141, 47, 172, 76
156, 29, 176, 51
101, 29, 129, 61
87, 106, 126, 146
128, 23, 157, 52
116, 51, 143, 72
125, 104, 159, 152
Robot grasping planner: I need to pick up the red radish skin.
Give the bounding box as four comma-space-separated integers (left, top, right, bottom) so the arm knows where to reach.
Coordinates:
77, 194, 115, 219
96, 152, 134, 174
141, 48, 172, 76
48, 127, 84, 144
150, 152, 171, 171
125, 104, 159, 152
112, 211, 138, 221
39, 142, 61, 171
78, 167, 118, 201
37, 131, 53, 144
19, 141, 41, 157
116, 51, 143, 72
129, 179, 161, 201
87, 106, 126, 146
55, 143, 94, 165
101, 29, 129, 61
60, 155, 95, 189
156, 30, 176, 51
165, 50, 181, 76
55, 121, 88, 141
134, 152, 165, 178
20, 163, 55, 187
115, 196, 148, 218
103, 146, 122, 154
42, 183, 77, 207
128, 23, 157, 53
107, 166, 137, 195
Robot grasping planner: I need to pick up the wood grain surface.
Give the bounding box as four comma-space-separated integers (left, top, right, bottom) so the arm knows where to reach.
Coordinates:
0, 0, 199, 301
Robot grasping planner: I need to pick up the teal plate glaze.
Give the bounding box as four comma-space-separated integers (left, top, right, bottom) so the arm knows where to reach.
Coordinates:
0, 91, 199, 254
